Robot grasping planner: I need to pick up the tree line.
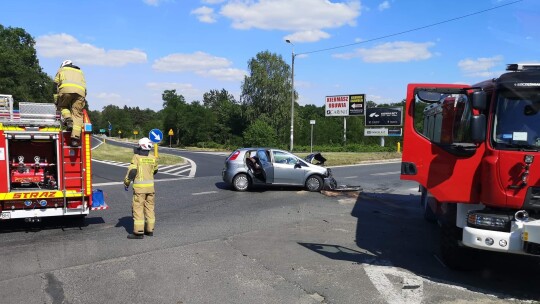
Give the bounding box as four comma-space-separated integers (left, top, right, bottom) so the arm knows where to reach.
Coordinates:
1, 24, 404, 152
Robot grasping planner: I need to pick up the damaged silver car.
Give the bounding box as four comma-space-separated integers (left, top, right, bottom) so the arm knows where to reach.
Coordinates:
222, 148, 335, 192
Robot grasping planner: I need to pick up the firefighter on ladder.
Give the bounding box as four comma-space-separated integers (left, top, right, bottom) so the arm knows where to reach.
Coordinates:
124, 138, 159, 239
54, 60, 86, 147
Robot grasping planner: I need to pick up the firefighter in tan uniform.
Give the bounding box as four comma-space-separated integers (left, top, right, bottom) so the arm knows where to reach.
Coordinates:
123, 138, 159, 239
54, 60, 86, 147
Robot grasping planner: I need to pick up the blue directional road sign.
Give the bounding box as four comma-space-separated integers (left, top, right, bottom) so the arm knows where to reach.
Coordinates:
149, 129, 163, 143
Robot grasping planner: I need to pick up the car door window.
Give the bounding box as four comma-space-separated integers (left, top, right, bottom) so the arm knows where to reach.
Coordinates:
273, 151, 295, 164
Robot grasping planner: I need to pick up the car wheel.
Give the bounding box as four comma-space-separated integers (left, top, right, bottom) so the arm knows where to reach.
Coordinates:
305, 175, 323, 192
233, 173, 250, 191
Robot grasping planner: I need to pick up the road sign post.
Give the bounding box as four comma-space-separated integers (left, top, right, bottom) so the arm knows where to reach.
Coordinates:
149, 129, 163, 158
168, 129, 174, 148
310, 120, 315, 153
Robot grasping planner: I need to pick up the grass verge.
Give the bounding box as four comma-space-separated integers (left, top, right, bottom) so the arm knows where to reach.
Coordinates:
92, 142, 184, 165
295, 152, 402, 166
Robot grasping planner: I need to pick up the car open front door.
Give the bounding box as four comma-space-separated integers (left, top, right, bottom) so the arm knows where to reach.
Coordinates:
272, 150, 305, 185
400, 83, 485, 203
257, 149, 274, 184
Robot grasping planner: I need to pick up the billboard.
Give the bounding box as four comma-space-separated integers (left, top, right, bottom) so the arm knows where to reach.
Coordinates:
365, 107, 403, 126
325, 94, 365, 117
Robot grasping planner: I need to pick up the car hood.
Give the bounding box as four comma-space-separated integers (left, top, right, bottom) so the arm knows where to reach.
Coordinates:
305, 152, 327, 166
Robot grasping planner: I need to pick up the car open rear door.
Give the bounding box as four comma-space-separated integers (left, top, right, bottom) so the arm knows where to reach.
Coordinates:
400, 83, 484, 203
257, 149, 274, 184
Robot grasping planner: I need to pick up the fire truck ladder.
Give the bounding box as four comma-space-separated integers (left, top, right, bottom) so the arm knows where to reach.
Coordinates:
60, 131, 86, 215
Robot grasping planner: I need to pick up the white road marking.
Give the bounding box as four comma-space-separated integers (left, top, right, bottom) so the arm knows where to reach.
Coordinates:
91, 137, 104, 150
364, 263, 423, 304
343, 176, 358, 179
371, 171, 401, 176
92, 177, 192, 187
192, 191, 218, 196
364, 260, 528, 303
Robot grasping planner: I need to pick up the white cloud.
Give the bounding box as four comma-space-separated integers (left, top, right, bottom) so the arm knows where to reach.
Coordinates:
191, 6, 217, 23
206, 68, 247, 81
36, 34, 147, 67
333, 41, 435, 63
284, 30, 330, 43
143, 0, 159, 6
458, 56, 504, 77
152, 51, 247, 81
219, 0, 360, 42
378, 1, 390, 11
143, 0, 171, 6
146, 82, 203, 102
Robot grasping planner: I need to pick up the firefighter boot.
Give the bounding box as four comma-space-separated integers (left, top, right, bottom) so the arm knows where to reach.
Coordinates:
70, 138, 80, 147
144, 231, 154, 237
127, 233, 144, 239
64, 118, 74, 131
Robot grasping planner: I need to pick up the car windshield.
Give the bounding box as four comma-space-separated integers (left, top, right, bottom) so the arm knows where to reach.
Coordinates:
492, 89, 540, 150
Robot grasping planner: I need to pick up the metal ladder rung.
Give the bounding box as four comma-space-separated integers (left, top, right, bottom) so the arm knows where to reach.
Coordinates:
60, 132, 86, 214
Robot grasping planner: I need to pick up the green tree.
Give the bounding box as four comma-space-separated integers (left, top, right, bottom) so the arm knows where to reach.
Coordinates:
0, 24, 54, 104
243, 119, 277, 147
161, 90, 186, 145
241, 51, 295, 146
202, 88, 245, 145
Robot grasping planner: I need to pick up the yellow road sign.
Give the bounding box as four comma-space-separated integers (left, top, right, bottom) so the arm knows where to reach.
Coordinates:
168, 129, 174, 136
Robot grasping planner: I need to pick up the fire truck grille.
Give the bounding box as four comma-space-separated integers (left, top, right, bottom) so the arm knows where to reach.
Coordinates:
523, 187, 540, 211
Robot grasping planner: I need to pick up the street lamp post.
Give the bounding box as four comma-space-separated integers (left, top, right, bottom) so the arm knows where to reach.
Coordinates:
285, 39, 295, 152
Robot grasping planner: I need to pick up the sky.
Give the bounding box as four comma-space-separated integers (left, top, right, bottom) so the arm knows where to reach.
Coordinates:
1, 0, 538, 112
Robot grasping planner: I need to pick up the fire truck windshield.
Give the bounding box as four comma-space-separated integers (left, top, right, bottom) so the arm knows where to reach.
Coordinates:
493, 90, 540, 150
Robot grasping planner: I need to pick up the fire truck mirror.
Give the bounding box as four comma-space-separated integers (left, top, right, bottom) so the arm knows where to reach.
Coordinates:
472, 91, 487, 111
471, 114, 486, 143
416, 90, 443, 103
524, 104, 540, 116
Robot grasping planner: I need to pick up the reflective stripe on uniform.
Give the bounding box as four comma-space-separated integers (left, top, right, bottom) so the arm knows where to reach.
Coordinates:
134, 220, 145, 225
133, 183, 154, 188
58, 67, 86, 91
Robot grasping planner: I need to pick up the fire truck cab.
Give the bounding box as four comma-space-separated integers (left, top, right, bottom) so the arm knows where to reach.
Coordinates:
401, 64, 540, 269
0, 94, 105, 223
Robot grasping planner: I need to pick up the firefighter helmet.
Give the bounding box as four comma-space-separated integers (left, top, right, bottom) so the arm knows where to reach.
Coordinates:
61, 60, 72, 67
138, 137, 153, 150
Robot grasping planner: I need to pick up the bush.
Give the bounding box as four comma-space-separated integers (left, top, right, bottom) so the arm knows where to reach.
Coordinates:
293, 144, 396, 153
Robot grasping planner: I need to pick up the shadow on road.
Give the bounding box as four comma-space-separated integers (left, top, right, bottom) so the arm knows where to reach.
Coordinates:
301, 190, 540, 301
115, 216, 133, 233
0, 216, 105, 233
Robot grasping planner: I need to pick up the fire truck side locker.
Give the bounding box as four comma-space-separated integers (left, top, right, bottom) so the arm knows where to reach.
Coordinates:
0, 130, 8, 193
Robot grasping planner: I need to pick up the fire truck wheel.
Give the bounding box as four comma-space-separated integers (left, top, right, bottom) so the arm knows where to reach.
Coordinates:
440, 224, 480, 271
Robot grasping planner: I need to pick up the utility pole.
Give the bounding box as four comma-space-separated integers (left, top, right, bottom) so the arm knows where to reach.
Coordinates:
286, 39, 295, 152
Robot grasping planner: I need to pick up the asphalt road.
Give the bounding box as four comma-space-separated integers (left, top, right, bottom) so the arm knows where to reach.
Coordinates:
1, 146, 539, 304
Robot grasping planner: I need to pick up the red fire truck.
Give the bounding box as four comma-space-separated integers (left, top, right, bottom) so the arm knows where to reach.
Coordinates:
0, 94, 106, 223
400, 63, 540, 269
